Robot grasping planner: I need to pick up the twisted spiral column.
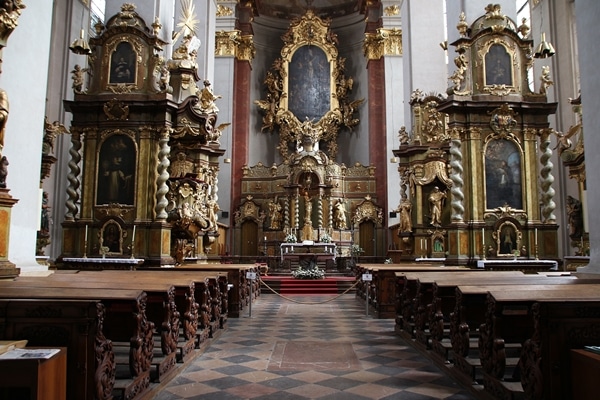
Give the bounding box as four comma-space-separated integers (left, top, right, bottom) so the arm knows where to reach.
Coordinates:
328, 195, 333, 231
539, 129, 556, 223
155, 128, 171, 220
449, 138, 465, 222
284, 196, 290, 230
318, 193, 323, 230
295, 191, 300, 230
65, 130, 82, 221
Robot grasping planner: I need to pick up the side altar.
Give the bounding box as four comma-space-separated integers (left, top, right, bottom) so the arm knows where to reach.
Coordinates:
281, 241, 336, 271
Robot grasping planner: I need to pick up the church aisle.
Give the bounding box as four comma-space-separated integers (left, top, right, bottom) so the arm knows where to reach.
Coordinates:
152, 294, 475, 400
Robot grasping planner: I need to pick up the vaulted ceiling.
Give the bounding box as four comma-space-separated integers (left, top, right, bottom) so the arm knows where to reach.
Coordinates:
252, 0, 364, 20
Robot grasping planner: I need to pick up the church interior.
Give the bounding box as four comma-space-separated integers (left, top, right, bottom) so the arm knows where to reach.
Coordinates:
1, 0, 600, 399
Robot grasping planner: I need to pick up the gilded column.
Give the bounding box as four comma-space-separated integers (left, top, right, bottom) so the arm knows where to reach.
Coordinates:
155, 127, 171, 220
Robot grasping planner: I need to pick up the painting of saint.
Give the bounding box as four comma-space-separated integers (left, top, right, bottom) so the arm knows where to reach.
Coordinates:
485, 44, 512, 86
485, 139, 522, 209
288, 45, 331, 121
97, 135, 136, 205
109, 42, 136, 84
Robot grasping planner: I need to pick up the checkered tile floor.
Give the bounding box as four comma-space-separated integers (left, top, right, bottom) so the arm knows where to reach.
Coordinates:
152, 294, 476, 399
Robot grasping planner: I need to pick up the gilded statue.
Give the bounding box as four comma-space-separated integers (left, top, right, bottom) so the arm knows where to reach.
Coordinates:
268, 197, 283, 230
566, 195, 584, 240
428, 186, 447, 227
71, 64, 88, 94
398, 202, 412, 233
198, 80, 221, 114
333, 198, 347, 230
539, 66, 554, 95
0, 88, 8, 154
43, 116, 68, 155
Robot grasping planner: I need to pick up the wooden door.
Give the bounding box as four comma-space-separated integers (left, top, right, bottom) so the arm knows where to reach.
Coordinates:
241, 220, 258, 257
359, 221, 375, 256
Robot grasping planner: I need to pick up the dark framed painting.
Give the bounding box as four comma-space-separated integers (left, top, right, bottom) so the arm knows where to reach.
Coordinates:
484, 44, 512, 86
96, 135, 136, 205
288, 45, 331, 121
485, 139, 522, 209
109, 41, 136, 84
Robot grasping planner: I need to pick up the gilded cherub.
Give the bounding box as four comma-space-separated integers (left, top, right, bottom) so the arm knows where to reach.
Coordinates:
540, 66, 554, 95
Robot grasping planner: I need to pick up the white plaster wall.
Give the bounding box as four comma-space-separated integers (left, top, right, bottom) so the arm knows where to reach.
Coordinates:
402, 0, 447, 130
385, 55, 403, 230
214, 55, 234, 224
575, 0, 600, 273
1, 2, 53, 270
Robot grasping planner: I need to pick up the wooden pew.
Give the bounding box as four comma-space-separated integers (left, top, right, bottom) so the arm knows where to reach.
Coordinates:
0, 286, 151, 400
394, 270, 519, 339
481, 285, 600, 400
354, 263, 452, 319
7, 276, 189, 383
429, 275, 582, 359
12, 270, 228, 380
449, 278, 600, 386
153, 264, 258, 317
75, 270, 228, 346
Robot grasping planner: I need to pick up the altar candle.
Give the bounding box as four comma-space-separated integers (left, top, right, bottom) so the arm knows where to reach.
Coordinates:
534, 228, 538, 245
482, 228, 485, 246
132, 225, 136, 243
84, 225, 88, 242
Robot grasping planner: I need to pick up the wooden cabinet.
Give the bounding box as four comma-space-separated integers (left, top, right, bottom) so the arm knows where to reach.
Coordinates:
0, 348, 66, 400
571, 349, 600, 400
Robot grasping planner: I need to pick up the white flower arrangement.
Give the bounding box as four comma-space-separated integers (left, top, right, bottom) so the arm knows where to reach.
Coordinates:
350, 244, 364, 255
285, 233, 297, 243
320, 232, 332, 243
292, 265, 325, 279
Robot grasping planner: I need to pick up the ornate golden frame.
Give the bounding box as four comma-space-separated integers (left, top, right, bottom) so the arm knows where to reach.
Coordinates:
277, 10, 339, 121
478, 38, 518, 95
103, 34, 144, 92
255, 10, 363, 162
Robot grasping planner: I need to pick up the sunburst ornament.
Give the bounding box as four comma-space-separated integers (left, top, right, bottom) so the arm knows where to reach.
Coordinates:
172, 0, 199, 42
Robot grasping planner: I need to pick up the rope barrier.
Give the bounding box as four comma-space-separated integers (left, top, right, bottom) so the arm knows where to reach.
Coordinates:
258, 276, 362, 305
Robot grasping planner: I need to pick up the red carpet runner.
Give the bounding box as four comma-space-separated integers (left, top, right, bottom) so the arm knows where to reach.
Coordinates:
261, 276, 356, 295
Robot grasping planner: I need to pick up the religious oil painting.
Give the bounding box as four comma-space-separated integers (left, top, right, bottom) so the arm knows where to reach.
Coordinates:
97, 135, 136, 205
109, 41, 136, 84
288, 45, 331, 121
484, 44, 512, 86
485, 139, 522, 209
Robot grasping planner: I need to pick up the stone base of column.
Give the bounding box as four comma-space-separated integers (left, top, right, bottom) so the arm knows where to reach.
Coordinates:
0, 188, 20, 278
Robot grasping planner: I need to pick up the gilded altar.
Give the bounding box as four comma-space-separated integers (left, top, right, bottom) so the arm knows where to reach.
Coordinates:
58, 4, 228, 267
391, 5, 559, 267
234, 10, 383, 265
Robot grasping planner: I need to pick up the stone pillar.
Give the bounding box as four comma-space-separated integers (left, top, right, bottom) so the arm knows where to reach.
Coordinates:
364, 1, 388, 226
2, 2, 52, 271
230, 1, 254, 221
575, 0, 600, 274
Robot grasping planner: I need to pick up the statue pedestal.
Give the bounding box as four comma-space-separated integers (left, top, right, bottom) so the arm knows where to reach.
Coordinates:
0, 188, 20, 278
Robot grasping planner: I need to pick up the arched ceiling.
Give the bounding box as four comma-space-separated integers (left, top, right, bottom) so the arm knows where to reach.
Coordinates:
252, 0, 364, 20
